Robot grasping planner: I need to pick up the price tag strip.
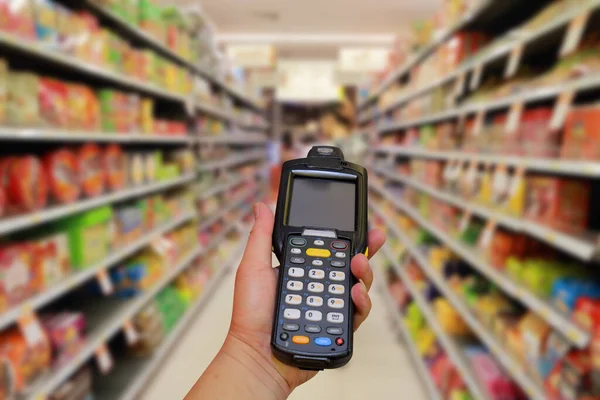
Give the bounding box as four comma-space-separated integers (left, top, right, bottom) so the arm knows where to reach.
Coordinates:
505, 102, 524, 135
470, 63, 484, 91
95, 344, 114, 375
478, 220, 497, 250
97, 270, 114, 295
123, 320, 140, 345
550, 91, 575, 131
18, 308, 45, 347
560, 11, 590, 57
505, 44, 524, 79
472, 109, 485, 137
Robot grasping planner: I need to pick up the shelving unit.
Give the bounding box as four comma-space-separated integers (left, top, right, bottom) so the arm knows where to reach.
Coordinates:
379, 244, 491, 400
0, 2, 270, 398
362, 2, 600, 397
372, 204, 546, 400
377, 279, 442, 400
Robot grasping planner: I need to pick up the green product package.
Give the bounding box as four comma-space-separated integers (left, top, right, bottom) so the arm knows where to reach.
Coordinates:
55, 206, 113, 269
98, 90, 116, 132
156, 164, 180, 181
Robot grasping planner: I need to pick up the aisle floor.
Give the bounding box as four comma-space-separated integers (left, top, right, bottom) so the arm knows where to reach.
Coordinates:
143, 252, 427, 400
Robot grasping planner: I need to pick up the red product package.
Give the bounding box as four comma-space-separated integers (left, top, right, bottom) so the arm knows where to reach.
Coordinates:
562, 105, 600, 161
520, 108, 558, 157
2, 156, 48, 213
103, 144, 127, 191
524, 177, 590, 234
39, 78, 69, 128
77, 144, 105, 197
0, 243, 34, 309
44, 148, 80, 204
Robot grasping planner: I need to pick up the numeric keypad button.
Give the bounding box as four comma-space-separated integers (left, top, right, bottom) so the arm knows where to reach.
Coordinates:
290, 257, 305, 264
308, 282, 324, 293
329, 271, 345, 281
284, 309, 301, 320
305, 310, 323, 322
328, 298, 344, 309
328, 284, 345, 295
287, 281, 304, 291
307, 296, 323, 307
309, 269, 325, 279
291, 248, 301, 254
327, 312, 344, 324
288, 267, 305, 278
285, 295, 302, 305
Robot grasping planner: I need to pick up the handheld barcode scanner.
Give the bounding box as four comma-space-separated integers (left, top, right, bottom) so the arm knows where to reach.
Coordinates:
271, 146, 368, 370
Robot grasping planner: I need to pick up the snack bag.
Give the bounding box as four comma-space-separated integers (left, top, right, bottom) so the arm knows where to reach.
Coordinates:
7, 71, 40, 127
0, 58, 8, 124
77, 144, 105, 197
2, 156, 48, 213
44, 148, 80, 204
33, 0, 58, 48
3, 0, 36, 39
39, 78, 68, 128
103, 144, 127, 190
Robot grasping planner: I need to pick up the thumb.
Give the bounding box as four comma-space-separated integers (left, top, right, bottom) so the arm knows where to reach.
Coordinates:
239, 202, 274, 272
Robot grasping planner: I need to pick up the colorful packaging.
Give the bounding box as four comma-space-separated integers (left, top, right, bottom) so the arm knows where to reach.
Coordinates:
77, 144, 105, 197
524, 177, 590, 234
0, 244, 33, 309
39, 78, 69, 128
0, 328, 51, 392
7, 72, 40, 127
563, 104, 600, 161
2, 0, 36, 39
55, 206, 113, 268
41, 312, 86, 360
103, 144, 127, 191
43, 148, 80, 204
33, 0, 59, 48
3, 156, 48, 213
67, 84, 100, 131
30, 233, 69, 292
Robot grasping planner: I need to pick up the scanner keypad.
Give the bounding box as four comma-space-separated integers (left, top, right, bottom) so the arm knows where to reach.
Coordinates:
277, 236, 351, 352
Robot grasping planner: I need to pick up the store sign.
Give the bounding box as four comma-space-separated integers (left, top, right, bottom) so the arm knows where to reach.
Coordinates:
338, 47, 389, 72
277, 61, 340, 102
226, 45, 275, 68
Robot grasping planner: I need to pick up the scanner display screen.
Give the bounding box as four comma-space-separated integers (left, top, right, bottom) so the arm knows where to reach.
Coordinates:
287, 177, 355, 231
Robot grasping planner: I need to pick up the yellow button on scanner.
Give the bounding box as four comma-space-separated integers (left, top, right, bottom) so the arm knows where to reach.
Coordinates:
306, 248, 331, 258
292, 336, 310, 345
365, 247, 369, 258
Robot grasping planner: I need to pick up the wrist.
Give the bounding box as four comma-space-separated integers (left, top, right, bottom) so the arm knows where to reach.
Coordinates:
221, 332, 293, 399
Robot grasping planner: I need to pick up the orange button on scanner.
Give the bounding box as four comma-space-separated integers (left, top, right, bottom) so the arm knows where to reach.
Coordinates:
306, 248, 331, 258
292, 335, 310, 345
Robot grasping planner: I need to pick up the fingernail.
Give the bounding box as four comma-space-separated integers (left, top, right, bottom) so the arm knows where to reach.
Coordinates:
359, 279, 367, 294
254, 203, 261, 220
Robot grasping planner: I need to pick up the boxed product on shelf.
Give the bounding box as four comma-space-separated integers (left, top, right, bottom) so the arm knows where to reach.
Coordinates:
49, 366, 93, 400
1, 155, 48, 213
44, 148, 80, 204
562, 104, 600, 161
0, 0, 36, 40
41, 311, 86, 362
54, 206, 113, 269
129, 300, 166, 357
0, 244, 35, 310
111, 249, 164, 298
6, 71, 40, 127
104, 144, 127, 191
78, 143, 106, 197
0, 327, 51, 394
524, 177, 590, 234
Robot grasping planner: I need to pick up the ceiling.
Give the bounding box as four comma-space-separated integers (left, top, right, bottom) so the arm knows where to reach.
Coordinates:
167, 0, 441, 60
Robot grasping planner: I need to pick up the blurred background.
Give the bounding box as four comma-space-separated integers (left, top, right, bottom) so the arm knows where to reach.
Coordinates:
0, 0, 598, 399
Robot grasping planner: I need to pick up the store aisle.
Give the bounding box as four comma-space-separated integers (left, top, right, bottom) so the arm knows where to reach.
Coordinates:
143, 252, 427, 400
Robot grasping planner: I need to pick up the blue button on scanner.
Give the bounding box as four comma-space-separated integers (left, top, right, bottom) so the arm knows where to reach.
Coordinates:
314, 337, 332, 347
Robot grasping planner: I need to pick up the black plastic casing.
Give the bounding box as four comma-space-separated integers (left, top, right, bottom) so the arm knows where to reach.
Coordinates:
271, 146, 368, 370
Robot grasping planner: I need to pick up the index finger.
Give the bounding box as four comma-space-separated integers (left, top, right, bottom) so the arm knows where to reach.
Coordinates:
367, 229, 386, 259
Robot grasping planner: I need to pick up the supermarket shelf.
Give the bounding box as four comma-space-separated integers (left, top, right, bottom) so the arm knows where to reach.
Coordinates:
0, 211, 196, 332
197, 176, 247, 201
377, 73, 600, 133
0, 173, 195, 237
373, 208, 546, 400
197, 133, 268, 145
372, 146, 600, 178
84, 0, 263, 114
0, 128, 192, 144
374, 167, 600, 261
366, 0, 600, 120
26, 244, 204, 399
197, 187, 257, 232
0, 32, 187, 103
358, 0, 495, 110
370, 185, 590, 348
27, 211, 246, 399
197, 151, 266, 172
196, 103, 238, 122
379, 244, 491, 400
105, 234, 248, 400
377, 280, 442, 400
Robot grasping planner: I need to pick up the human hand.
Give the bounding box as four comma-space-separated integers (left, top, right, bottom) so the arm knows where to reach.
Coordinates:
224, 202, 386, 397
